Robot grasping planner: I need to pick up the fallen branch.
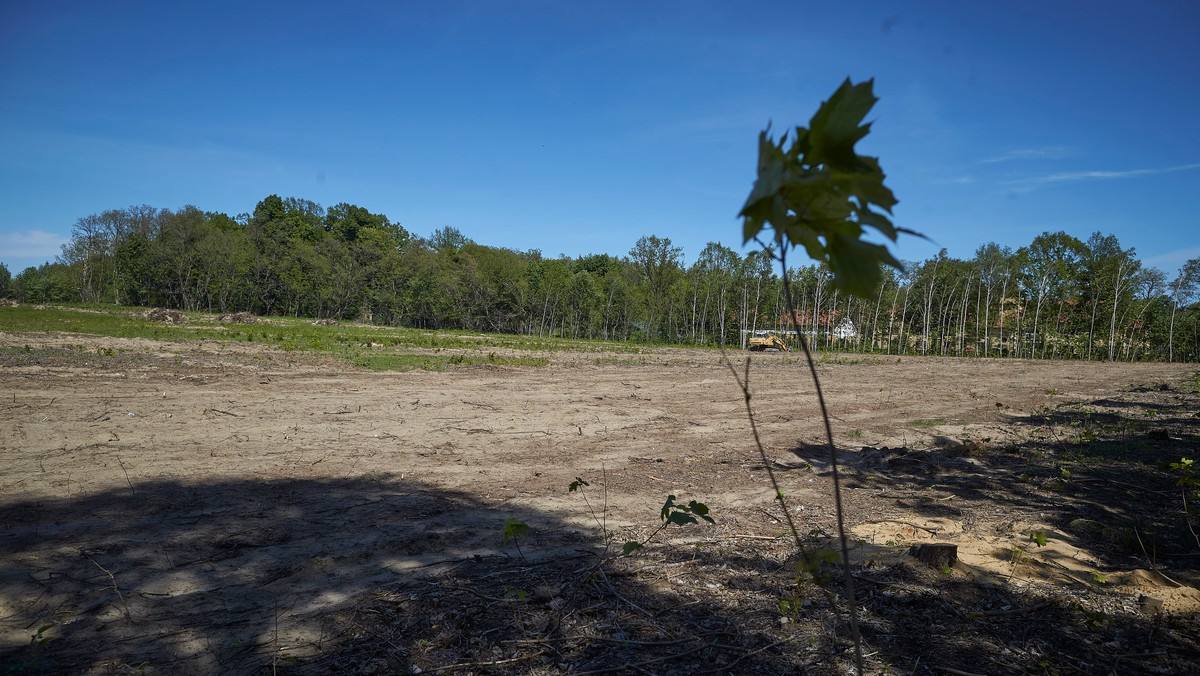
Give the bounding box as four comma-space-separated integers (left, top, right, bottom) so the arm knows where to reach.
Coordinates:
938, 668, 989, 676
964, 603, 1049, 618
699, 635, 801, 674
431, 651, 544, 672
81, 550, 132, 622
596, 566, 654, 619
575, 641, 712, 674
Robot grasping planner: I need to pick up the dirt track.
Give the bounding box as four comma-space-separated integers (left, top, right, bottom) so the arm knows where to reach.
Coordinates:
1, 333, 1198, 673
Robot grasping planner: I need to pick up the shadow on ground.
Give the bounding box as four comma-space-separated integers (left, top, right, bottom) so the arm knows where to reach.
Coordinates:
4, 382, 1200, 674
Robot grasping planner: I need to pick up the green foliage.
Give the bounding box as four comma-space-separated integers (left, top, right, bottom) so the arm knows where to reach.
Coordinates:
660, 494, 714, 526
1170, 457, 1197, 487
1170, 458, 1200, 506
565, 475, 713, 561
28, 184, 1200, 361
29, 623, 55, 646
1030, 530, 1049, 547
502, 518, 529, 543
740, 78, 904, 298
779, 548, 839, 621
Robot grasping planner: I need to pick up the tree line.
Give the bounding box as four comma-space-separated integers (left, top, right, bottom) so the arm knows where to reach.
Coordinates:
3, 195, 1198, 361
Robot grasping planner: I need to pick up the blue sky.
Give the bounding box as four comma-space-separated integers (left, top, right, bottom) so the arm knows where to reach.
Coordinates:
2, 1, 1198, 277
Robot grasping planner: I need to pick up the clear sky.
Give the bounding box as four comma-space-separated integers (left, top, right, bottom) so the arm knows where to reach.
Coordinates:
2, 1, 1198, 276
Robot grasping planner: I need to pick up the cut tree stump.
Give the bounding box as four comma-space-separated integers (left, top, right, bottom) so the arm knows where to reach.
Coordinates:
908, 543, 958, 569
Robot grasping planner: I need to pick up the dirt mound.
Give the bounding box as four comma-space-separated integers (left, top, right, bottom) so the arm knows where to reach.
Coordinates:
219, 311, 260, 324
142, 308, 185, 323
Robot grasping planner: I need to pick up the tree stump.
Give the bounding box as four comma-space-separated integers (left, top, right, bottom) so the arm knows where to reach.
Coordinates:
908, 543, 958, 569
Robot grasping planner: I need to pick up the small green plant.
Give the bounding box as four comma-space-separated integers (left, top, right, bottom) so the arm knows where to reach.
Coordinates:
1169, 457, 1200, 550
1030, 530, 1049, 548
1171, 457, 1197, 491
1077, 607, 1109, 629
1009, 545, 1026, 568
778, 548, 838, 622
502, 518, 530, 561
1089, 570, 1108, 585
622, 494, 715, 556
29, 623, 54, 646
567, 477, 714, 559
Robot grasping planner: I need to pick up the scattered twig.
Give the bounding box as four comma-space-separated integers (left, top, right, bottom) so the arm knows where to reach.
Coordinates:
502, 632, 728, 648
1133, 528, 1184, 588
81, 549, 132, 622
116, 455, 135, 495
461, 400, 500, 411
1182, 489, 1200, 551
964, 603, 1050, 618
596, 566, 654, 619
430, 650, 544, 672
575, 641, 713, 674
863, 518, 941, 534
205, 408, 241, 417
699, 635, 801, 674
755, 505, 783, 522
938, 667, 989, 676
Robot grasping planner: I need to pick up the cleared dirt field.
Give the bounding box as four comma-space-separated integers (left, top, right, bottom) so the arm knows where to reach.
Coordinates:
2, 330, 1198, 674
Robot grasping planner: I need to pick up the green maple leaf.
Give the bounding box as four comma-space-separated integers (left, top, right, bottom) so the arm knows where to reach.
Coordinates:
740, 78, 915, 298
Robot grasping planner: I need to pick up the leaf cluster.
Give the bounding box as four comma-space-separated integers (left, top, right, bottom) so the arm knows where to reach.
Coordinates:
660, 494, 714, 526
740, 78, 904, 298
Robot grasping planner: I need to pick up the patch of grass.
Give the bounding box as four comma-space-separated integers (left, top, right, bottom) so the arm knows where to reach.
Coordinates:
907, 418, 945, 428
0, 304, 633, 371
1185, 372, 1200, 394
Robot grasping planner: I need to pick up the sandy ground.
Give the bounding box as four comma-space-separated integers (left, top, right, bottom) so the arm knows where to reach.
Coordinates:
1, 331, 1197, 673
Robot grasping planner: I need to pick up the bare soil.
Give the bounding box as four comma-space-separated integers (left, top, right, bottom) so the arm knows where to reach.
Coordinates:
1, 331, 1198, 674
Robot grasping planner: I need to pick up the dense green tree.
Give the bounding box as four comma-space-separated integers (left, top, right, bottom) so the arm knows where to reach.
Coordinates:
0, 262, 11, 298
1168, 258, 1200, 362
1016, 232, 1087, 358
38, 195, 1194, 362
428, 226, 472, 253
13, 263, 76, 303
628, 235, 683, 341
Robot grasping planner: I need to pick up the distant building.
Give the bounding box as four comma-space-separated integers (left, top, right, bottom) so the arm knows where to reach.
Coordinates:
832, 317, 857, 340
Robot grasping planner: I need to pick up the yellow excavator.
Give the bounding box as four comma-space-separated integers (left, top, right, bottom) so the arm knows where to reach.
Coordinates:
747, 331, 791, 352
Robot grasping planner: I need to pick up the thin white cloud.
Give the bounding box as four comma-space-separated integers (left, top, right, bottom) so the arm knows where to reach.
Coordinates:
1006, 162, 1200, 186
979, 145, 1075, 164
0, 230, 68, 258
929, 176, 976, 185
1145, 246, 1200, 273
